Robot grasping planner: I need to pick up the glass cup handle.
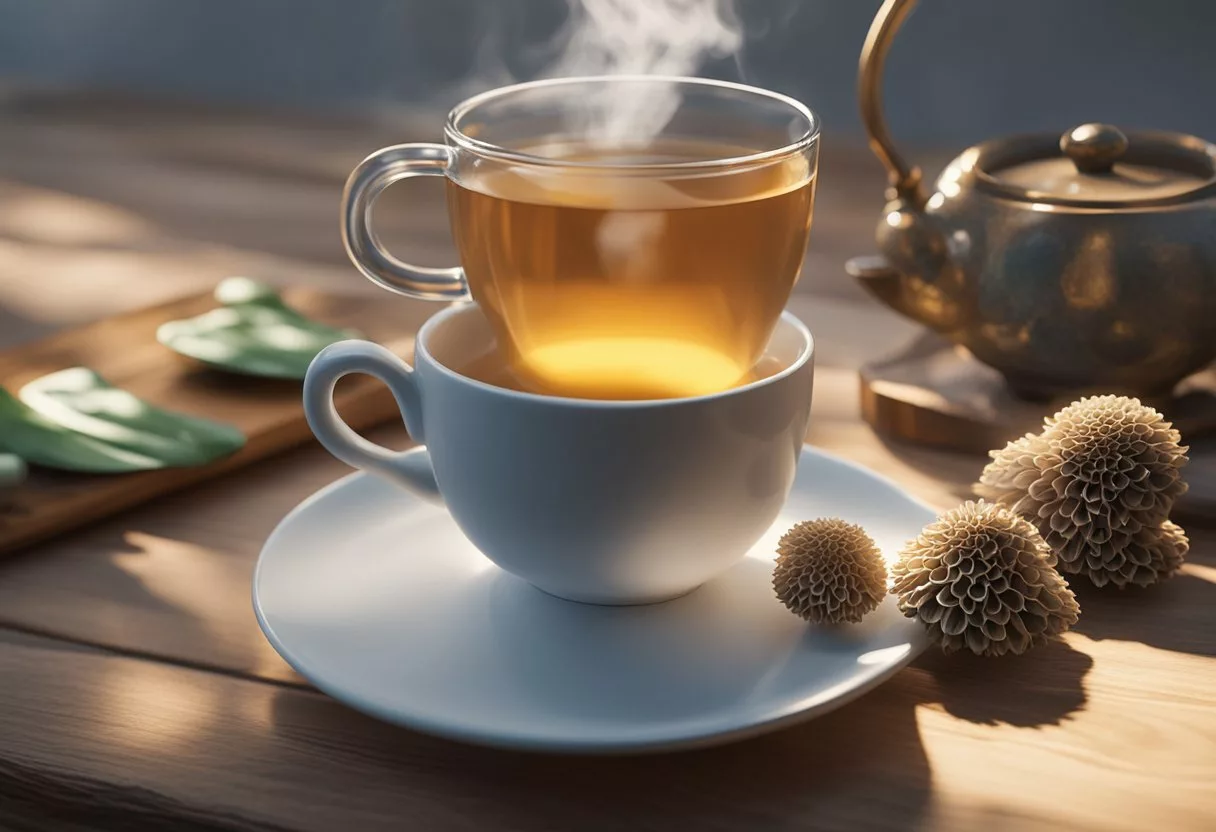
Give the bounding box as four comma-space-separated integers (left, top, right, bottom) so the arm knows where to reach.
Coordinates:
341, 143, 471, 301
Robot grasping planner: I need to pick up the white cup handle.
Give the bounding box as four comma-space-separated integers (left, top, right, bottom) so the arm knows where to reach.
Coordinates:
303, 340, 440, 501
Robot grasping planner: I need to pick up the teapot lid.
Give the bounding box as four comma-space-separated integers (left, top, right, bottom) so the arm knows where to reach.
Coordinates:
976, 124, 1216, 208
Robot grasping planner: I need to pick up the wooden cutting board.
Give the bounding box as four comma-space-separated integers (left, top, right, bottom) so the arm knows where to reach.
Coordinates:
0, 289, 431, 557
860, 332, 1216, 520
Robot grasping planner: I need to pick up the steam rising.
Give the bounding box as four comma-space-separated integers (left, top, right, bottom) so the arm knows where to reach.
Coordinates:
550, 0, 741, 77
548, 0, 743, 147
543, 2, 745, 276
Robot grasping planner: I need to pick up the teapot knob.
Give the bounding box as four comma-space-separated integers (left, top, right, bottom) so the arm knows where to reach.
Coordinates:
1060, 123, 1129, 174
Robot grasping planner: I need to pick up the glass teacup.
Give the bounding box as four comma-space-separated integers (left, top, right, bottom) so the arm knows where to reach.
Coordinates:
342, 76, 819, 399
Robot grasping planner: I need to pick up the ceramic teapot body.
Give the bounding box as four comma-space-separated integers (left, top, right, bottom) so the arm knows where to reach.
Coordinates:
850, 0, 1216, 399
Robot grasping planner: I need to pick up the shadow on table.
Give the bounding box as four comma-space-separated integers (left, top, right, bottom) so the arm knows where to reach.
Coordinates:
913, 638, 1092, 727
1070, 567, 1216, 659
0, 302, 50, 352
0, 445, 360, 685
266, 634, 1096, 831
873, 435, 985, 505
0, 522, 178, 619
272, 670, 934, 832
0, 100, 451, 273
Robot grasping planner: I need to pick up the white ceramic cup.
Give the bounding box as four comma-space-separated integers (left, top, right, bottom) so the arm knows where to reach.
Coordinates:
303, 303, 814, 605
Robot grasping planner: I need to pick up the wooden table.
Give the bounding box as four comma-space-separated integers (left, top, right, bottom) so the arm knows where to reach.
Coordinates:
1, 92, 1214, 832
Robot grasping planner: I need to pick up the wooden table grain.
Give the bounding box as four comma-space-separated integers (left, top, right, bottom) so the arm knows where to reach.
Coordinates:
1, 91, 1214, 832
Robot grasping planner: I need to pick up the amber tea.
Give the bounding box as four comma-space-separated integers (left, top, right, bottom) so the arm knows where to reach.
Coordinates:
447, 138, 815, 400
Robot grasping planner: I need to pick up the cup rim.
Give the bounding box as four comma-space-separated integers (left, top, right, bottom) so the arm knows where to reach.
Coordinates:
416, 302, 814, 409
443, 75, 819, 172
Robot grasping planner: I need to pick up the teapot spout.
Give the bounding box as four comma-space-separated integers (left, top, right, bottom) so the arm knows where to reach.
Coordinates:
845, 255, 914, 318
848, 193, 968, 332
846, 242, 966, 333
846, 246, 965, 333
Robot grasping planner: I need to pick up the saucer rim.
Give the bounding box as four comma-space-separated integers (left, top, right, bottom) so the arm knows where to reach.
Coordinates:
253, 445, 935, 754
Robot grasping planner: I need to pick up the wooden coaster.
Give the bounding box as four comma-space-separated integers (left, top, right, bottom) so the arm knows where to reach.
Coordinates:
0, 289, 429, 557
861, 333, 1216, 519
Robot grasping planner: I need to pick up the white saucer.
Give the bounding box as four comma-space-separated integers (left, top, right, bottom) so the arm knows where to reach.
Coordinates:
254, 446, 935, 753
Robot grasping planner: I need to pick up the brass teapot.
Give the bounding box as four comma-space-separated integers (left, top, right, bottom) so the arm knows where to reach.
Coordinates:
848, 0, 1216, 399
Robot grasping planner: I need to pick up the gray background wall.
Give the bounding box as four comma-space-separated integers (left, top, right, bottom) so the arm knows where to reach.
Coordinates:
1, 0, 1214, 146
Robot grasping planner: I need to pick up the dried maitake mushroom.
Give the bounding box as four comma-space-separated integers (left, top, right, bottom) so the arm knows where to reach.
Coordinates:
892, 501, 1079, 657
0, 453, 25, 489
1126, 519, 1190, 584
773, 519, 887, 624
977, 395, 1189, 588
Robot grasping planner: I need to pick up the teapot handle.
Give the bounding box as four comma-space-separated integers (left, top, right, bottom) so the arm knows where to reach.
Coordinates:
859, 0, 927, 209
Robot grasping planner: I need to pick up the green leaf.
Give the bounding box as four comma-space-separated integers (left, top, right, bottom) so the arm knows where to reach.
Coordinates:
0, 453, 26, 488
212, 276, 284, 307
0, 387, 165, 473
157, 278, 359, 379
19, 367, 245, 468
